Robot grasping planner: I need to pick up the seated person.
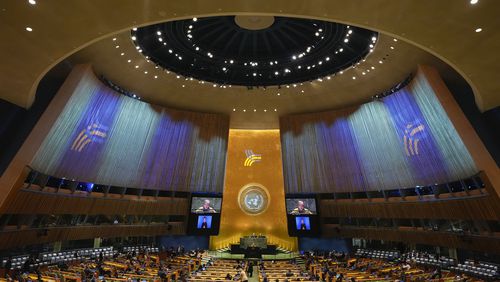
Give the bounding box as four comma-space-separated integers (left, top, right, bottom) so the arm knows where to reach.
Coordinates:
290, 201, 313, 215
195, 199, 216, 213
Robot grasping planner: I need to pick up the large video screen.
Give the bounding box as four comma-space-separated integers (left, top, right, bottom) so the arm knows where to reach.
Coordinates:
196, 215, 213, 229
190, 197, 222, 213
286, 198, 317, 215
295, 216, 311, 230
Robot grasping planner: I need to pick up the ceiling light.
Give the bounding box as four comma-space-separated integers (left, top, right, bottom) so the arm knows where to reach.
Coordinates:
144, 71, 148, 74
362, 72, 366, 75
274, 109, 277, 112
325, 57, 330, 61
252, 73, 257, 76
28, 0, 36, 4
352, 76, 356, 80
195, 47, 200, 51
115, 45, 120, 48
264, 109, 267, 112
393, 38, 398, 42
182, 85, 185, 87
229, 60, 234, 64
372, 36, 377, 41
470, 0, 478, 4
222, 67, 227, 71
25, 27, 33, 32
371, 66, 375, 69
135, 65, 139, 68
379, 60, 383, 64
475, 27, 482, 32
154, 75, 158, 79
176, 75, 180, 79
193, 17, 198, 21
168, 49, 173, 53
253, 109, 257, 112
127, 59, 131, 63
275, 71, 279, 75
344, 38, 349, 43
292, 55, 297, 60
390, 46, 394, 49
156, 31, 161, 35
243, 109, 246, 112
112, 38, 117, 41
277, 93, 280, 96
132, 27, 137, 31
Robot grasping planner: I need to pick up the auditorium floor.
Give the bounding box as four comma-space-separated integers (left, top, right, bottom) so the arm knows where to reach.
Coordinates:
248, 266, 259, 282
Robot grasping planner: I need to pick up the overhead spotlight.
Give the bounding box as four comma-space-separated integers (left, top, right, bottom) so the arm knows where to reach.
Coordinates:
372, 36, 377, 41
156, 31, 161, 35
25, 26, 33, 32
120, 52, 124, 56
475, 27, 482, 32
352, 76, 356, 80
390, 46, 394, 49
393, 38, 398, 42
252, 73, 257, 76
127, 59, 131, 63
154, 75, 158, 79
135, 65, 139, 68
325, 57, 330, 61
379, 60, 383, 64
344, 38, 349, 43
371, 66, 375, 69
233, 108, 236, 111
132, 27, 137, 31
229, 60, 234, 64
222, 67, 227, 71
131, 36, 136, 41
112, 37, 117, 41
253, 109, 257, 112
348, 30, 353, 34
470, 0, 478, 4
274, 109, 277, 112
28, 0, 36, 5
292, 55, 297, 60
275, 71, 279, 75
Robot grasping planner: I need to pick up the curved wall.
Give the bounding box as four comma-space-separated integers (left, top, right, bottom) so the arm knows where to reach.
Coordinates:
31, 65, 229, 193
280, 68, 477, 193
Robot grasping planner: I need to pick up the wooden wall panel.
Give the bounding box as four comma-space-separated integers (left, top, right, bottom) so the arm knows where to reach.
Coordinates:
0, 223, 185, 250
3, 190, 189, 216
323, 225, 500, 254
320, 194, 500, 220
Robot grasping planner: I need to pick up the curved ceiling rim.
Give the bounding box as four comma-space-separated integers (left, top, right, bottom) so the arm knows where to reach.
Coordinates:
28, 11, 480, 112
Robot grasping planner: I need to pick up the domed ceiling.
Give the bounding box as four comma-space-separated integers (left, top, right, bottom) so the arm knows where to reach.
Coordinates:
133, 16, 377, 86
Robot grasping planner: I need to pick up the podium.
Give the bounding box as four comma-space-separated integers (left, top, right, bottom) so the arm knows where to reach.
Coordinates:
230, 235, 277, 258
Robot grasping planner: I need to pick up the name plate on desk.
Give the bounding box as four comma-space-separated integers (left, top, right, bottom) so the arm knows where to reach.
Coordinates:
240, 236, 267, 249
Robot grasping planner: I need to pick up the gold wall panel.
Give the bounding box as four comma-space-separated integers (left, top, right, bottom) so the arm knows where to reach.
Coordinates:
210, 129, 297, 251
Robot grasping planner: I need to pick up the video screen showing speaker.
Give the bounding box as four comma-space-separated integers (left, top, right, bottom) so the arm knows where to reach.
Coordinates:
187, 194, 222, 235
286, 195, 320, 236
196, 215, 213, 229
190, 197, 222, 213
295, 216, 311, 230
286, 198, 317, 215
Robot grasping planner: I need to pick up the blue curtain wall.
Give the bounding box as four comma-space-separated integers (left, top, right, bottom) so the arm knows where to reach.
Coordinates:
280, 69, 477, 193
31, 69, 229, 193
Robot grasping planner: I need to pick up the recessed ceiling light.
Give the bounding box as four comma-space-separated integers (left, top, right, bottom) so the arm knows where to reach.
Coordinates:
25, 27, 33, 32
135, 65, 139, 68
115, 45, 120, 48
232, 108, 236, 111
28, 0, 36, 5
352, 76, 356, 80
193, 17, 198, 22
264, 109, 267, 112
243, 109, 246, 112
274, 109, 277, 112
131, 36, 136, 41
371, 66, 375, 69
120, 53, 124, 56
132, 27, 137, 31
156, 31, 161, 35
127, 59, 131, 63
144, 71, 148, 74
182, 85, 185, 87
277, 93, 280, 96
470, 0, 478, 4
253, 109, 257, 112
475, 27, 482, 32
112, 38, 117, 41
390, 46, 394, 49
379, 60, 383, 64
154, 75, 158, 79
